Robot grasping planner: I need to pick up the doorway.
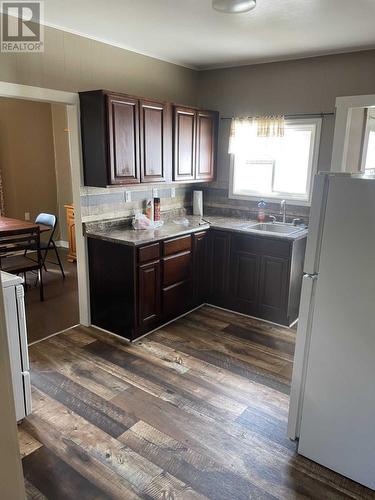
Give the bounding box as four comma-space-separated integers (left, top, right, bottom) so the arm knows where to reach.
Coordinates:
0, 97, 79, 342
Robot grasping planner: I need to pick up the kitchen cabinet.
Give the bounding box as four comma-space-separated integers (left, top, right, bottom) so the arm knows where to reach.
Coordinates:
173, 106, 196, 181
209, 230, 231, 306
107, 93, 140, 185
80, 90, 168, 187
173, 106, 218, 182
138, 260, 161, 328
80, 90, 218, 187
211, 232, 306, 326
140, 99, 168, 183
196, 111, 216, 181
87, 227, 306, 340
193, 231, 209, 304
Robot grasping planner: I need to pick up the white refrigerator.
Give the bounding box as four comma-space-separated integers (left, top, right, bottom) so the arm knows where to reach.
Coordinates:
288, 172, 375, 490
1, 271, 32, 421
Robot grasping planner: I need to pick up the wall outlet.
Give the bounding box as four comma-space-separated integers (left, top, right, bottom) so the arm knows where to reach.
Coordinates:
170, 188, 176, 198
152, 188, 158, 198
24, 212, 30, 221
125, 191, 131, 203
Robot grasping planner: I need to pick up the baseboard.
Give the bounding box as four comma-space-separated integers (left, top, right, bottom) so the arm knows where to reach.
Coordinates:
55, 240, 69, 249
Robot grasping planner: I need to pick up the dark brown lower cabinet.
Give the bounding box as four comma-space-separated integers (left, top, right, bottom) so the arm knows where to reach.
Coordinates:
87, 228, 306, 340
138, 260, 161, 328
193, 231, 209, 304
209, 230, 231, 306
212, 231, 306, 326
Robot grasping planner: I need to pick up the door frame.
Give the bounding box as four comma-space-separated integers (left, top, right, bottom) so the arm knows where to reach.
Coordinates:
0, 81, 90, 326
331, 94, 375, 172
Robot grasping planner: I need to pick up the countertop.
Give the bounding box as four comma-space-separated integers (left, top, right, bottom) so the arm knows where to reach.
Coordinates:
85, 215, 308, 247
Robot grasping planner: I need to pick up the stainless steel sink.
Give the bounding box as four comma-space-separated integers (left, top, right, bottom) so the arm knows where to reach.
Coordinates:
245, 223, 303, 235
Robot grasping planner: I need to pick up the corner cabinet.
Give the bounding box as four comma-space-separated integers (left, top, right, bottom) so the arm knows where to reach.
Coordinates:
211, 231, 307, 326
173, 106, 218, 182
80, 90, 218, 187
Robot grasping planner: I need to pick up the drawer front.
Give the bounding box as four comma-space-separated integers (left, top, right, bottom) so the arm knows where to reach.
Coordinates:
163, 280, 192, 318
138, 243, 160, 263
232, 234, 291, 258
163, 235, 191, 256
163, 251, 191, 287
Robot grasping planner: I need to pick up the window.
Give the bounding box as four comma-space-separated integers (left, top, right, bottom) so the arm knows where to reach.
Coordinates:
229, 118, 322, 205
363, 130, 375, 176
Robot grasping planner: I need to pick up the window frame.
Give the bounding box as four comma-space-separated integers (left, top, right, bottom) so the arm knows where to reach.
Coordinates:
228, 118, 322, 206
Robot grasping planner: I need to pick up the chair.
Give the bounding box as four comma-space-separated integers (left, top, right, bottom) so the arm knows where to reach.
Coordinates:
0, 226, 44, 301
33, 213, 65, 279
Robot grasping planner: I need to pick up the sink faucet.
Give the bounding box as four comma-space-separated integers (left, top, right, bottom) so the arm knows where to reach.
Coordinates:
280, 200, 287, 223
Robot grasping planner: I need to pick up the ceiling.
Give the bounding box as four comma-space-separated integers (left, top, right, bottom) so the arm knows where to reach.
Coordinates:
43, 0, 375, 70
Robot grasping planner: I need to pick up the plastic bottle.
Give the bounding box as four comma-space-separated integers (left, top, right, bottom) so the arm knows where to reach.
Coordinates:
145, 199, 153, 221
257, 200, 267, 222
154, 197, 161, 222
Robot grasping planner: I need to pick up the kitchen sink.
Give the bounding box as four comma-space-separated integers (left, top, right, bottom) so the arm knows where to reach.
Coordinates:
245, 223, 303, 235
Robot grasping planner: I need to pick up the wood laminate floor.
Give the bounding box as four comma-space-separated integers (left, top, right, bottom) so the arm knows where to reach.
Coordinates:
19, 306, 374, 499
25, 248, 79, 344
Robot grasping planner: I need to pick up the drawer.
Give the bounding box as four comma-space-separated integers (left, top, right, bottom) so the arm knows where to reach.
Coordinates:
163, 280, 192, 318
232, 234, 291, 258
163, 235, 191, 256
138, 243, 160, 263
163, 251, 191, 286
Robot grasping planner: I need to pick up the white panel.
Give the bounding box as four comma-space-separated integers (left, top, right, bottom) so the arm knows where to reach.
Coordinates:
298, 176, 375, 489
2, 286, 24, 422
287, 274, 317, 439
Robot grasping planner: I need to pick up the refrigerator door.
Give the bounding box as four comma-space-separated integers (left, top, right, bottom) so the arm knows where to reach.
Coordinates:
287, 273, 317, 439
298, 176, 375, 489
303, 173, 329, 275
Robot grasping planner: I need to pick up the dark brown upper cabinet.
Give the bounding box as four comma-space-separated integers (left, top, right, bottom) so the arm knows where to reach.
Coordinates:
196, 111, 216, 181
140, 99, 168, 183
173, 106, 196, 181
173, 106, 218, 183
79, 89, 218, 187
107, 93, 140, 185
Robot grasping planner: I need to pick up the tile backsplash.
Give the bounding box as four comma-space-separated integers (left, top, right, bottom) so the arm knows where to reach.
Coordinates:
80, 184, 194, 223
201, 187, 310, 223
80, 183, 310, 225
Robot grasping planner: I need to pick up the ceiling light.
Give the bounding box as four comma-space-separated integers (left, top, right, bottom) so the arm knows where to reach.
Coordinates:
212, 0, 256, 14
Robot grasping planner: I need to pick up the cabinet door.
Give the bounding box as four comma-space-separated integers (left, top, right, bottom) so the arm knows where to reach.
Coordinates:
258, 255, 289, 324
230, 250, 260, 315
210, 231, 231, 304
138, 260, 160, 327
173, 106, 196, 181
140, 100, 167, 183
107, 94, 140, 185
196, 111, 216, 181
193, 231, 209, 303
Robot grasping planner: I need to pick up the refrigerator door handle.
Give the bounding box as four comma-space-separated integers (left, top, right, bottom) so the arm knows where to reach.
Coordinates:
22, 371, 32, 417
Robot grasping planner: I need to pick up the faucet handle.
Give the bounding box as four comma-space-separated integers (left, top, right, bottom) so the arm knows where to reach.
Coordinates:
269, 215, 277, 223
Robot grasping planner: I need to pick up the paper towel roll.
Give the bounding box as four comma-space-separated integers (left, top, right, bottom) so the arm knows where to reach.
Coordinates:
193, 190, 203, 217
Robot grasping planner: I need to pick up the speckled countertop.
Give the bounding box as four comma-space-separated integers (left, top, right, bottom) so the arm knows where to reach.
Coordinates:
85, 215, 308, 247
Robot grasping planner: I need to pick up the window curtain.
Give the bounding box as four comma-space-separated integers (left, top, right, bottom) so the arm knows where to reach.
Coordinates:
229, 115, 285, 155
0, 170, 4, 216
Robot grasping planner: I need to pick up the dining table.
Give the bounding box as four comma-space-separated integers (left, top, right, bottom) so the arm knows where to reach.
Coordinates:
0, 216, 50, 235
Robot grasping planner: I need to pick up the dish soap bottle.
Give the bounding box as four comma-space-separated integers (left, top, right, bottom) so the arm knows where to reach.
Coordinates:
257, 200, 267, 223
